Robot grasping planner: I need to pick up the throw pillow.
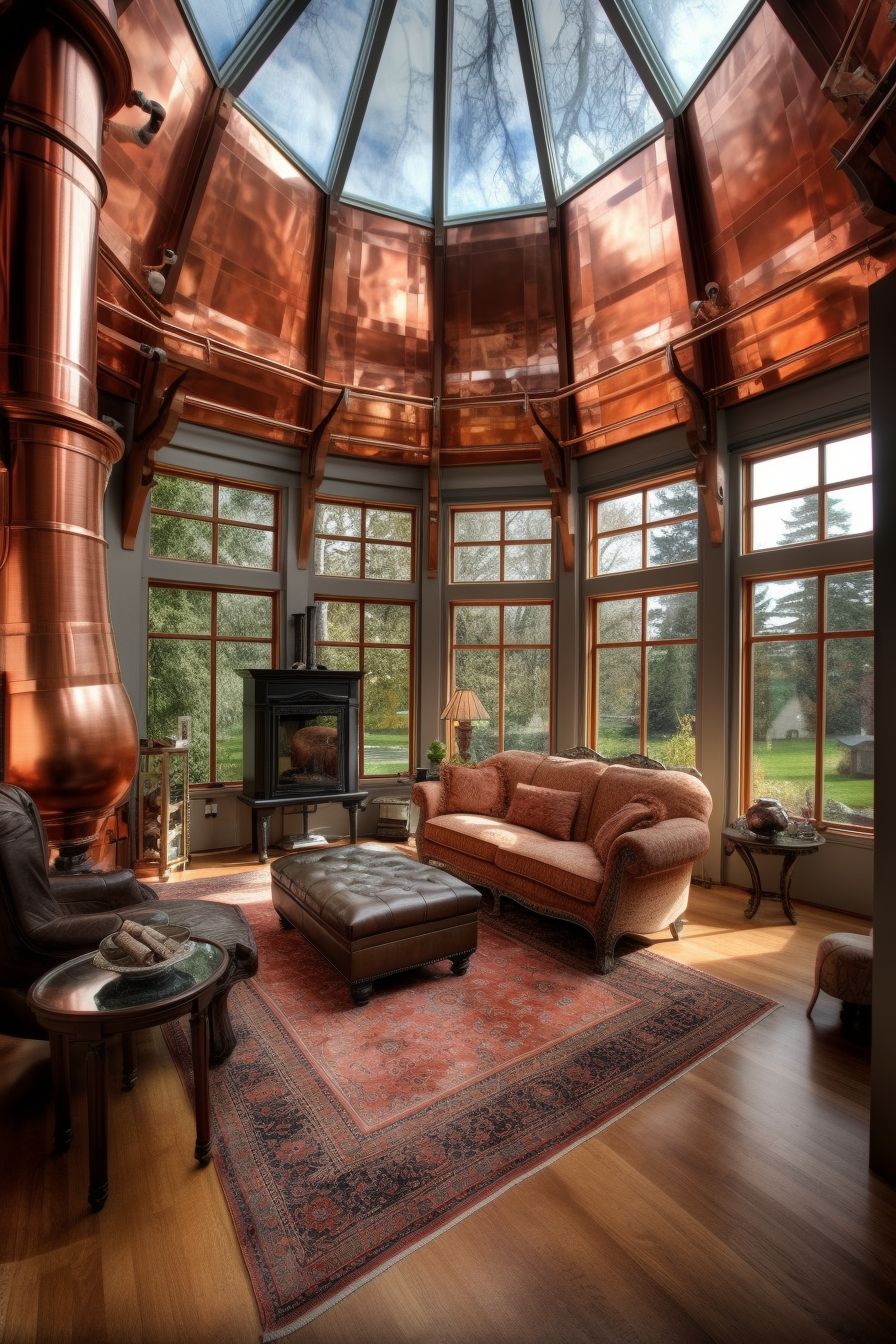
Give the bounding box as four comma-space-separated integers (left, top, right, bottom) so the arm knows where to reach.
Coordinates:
505, 783, 581, 841
441, 763, 505, 817
592, 794, 668, 863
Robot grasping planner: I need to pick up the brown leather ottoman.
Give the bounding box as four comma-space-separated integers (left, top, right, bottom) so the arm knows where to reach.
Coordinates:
270, 843, 481, 1005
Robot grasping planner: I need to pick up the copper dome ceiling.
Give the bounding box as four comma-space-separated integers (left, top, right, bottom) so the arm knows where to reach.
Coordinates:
181, 0, 756, 221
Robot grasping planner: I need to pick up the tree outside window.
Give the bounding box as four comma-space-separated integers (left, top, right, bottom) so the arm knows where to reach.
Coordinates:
589, 476, 698, 576
315, 598, 415, 776
450, 602, 552, 757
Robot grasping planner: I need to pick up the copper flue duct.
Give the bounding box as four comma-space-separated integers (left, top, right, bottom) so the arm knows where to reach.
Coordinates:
0, 2, 138, 857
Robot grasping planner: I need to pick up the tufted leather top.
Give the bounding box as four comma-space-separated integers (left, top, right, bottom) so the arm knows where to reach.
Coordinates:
271, 845, 480, 939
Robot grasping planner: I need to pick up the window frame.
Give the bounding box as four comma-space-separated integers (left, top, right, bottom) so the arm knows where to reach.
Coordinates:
449, 599, 554, 755
146, 578, 279, 788
314, 594, 417, 780
742, 431, 873, 554
149, 467, 281, 571
587, 470, 699, 578
449, 503, 555, 584
740, 561, 874, 834
587, 584, 699, 759
313, 497, 417, 583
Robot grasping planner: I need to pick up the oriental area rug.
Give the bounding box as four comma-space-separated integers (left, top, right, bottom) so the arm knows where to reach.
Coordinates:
162, 866, 776, 1339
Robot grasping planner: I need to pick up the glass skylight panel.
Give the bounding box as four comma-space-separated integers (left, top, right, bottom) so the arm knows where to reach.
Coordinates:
186, 0, 274, 67
628, 0, 751, 96
530, 0, 661, 194
241, 0, 374, 184
447, 0, 544, 216
344, 0, 435, 218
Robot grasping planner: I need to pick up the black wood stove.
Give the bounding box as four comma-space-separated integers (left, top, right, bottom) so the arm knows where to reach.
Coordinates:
238, 668, 367, 862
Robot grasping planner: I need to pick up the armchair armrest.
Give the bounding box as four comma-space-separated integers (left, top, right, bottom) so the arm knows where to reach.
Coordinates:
50, 870, 158, 912
604, 817, 710, 877
30, 910, 127, 952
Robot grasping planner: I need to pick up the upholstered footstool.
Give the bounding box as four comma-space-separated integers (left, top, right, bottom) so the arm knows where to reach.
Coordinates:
806, 930, 873, 1030
270, 843, 481, 1005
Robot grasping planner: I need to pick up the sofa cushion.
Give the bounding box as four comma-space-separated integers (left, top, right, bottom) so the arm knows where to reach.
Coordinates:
505, 783, 581, 841
494, 832, 604, 904
441, 763, 505, 817
529, 756, 606, 841
592, 795, 668, 863
425, 814, 532, 863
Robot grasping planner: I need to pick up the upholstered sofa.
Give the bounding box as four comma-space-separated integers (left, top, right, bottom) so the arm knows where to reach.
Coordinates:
411, 751, 712, 972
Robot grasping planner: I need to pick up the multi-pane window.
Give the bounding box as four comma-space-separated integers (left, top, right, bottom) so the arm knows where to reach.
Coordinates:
744, 430, 873, 552
313, 500, 415, 581
745, 568, 873, 830
450, 506, 553, 582
589, 476, 698, 576
450, 603, 552, 757
147, 584, 276, 786
588, 589, 698, 765
150, 472, 278, 569
315, 599, 414, 777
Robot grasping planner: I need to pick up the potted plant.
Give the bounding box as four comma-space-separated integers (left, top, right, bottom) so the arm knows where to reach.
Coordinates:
427, 740, 447, 773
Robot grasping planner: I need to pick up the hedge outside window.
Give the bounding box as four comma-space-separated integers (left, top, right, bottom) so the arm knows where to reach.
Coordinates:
745, 568, 873, 830
450, 603, 552, 757
588, 589, 698, 766
450, 506, 553, 582
589, 476, 698, 576
147, 584, 276, 785
313, 500, 415, 581
150, 472, 278, 569
744, 430, 873, 552
315, 599, 414, 776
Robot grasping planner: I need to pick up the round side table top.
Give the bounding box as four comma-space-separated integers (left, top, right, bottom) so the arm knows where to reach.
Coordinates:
28, 940, 228, 1032
722, 826, 826, 853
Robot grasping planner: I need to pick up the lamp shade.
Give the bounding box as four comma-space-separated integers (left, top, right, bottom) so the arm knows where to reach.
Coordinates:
441, 689, 489, 723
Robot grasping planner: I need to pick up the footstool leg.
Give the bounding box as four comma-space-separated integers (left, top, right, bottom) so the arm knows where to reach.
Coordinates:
450, 954, 470, 976
351, 981, 374, 1007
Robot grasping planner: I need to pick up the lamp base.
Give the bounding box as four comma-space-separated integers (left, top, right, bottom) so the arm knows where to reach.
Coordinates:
454, 720, 473, 761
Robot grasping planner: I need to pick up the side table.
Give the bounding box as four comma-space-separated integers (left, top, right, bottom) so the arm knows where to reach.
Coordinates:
722, 827, 826, 924
28, 939, 228, 1211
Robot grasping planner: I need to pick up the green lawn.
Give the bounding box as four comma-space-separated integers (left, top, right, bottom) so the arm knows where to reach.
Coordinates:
751, 737, 873, 814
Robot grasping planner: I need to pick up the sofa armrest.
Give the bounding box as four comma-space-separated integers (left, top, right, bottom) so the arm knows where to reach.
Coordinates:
29, 910, 128, 952
605, 817, 710, 877
50, 870, 158, 912
411, 780, 444, 822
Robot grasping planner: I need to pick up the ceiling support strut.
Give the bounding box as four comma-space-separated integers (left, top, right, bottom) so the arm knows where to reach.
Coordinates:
121, 371, 189, 549
528, 405, 574, 571
665, 346, 723, 547
298, 388, 345, 569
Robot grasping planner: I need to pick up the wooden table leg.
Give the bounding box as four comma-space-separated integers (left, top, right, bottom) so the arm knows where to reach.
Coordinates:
190, 1006, 213, 1166
49, 1032, 72, 1154
345, 801, 359, 844
779, 851, 800, 924
86, 1039, 109, 1210
257, 809, 274, 864
734, 843, 763, 918
121, 1031, 137, 1091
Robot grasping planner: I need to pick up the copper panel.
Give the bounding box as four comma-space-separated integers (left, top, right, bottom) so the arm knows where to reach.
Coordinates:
444, 217, 559, 414
100, 0, 213, 276
324, 207, 433, 397
688, 5, 877, 318
565, 138, 690, 386
170, 108, 323, 374
572, 353, 688, 453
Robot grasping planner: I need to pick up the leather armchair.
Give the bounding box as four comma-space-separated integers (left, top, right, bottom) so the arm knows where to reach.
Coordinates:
0, 784, 257, 1062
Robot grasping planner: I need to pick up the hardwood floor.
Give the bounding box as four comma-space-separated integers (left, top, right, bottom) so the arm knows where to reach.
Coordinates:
1, 853, 893, 1344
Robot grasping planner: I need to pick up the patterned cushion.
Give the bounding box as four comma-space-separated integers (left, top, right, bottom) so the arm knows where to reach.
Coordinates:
505, 783, 581, 841
425, 814, 529, 863
592, 794, 668, 863
441, 763, 505, 817
494, 834, 604, 904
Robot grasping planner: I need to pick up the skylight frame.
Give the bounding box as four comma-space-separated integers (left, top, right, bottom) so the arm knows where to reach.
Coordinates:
178, 0, 763, 226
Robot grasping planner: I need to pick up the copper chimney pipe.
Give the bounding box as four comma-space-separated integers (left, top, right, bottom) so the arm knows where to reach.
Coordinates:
0, 2, 138, 859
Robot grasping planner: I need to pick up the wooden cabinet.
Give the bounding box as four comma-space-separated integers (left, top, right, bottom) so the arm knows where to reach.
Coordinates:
135, 741, 189, 879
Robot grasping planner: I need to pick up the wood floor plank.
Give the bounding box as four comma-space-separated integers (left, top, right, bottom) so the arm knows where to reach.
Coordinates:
1, 862, 890, 1344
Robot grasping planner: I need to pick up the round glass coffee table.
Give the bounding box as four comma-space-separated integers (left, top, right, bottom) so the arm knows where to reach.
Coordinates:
722, 827, 826, 924
28, 939, 228, 1210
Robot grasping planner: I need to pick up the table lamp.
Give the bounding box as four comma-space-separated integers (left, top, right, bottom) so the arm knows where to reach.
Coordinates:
441, 689, 489, 762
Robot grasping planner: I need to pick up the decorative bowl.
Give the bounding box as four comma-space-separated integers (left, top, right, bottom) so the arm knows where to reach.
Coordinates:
745, 797, 790, 835
93, 925, 194, 978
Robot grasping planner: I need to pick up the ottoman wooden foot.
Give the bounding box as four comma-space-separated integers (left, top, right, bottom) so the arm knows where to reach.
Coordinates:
450, 954, 470, 976
351, 981, 374, 1007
